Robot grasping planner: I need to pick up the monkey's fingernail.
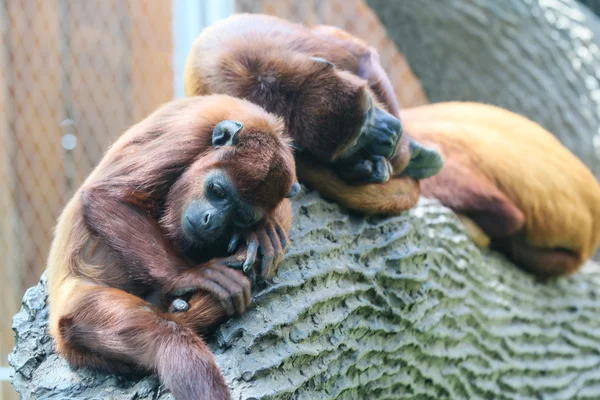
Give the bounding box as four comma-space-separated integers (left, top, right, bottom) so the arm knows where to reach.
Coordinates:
228, 234, 241, 253
170, 299, 190, 313
245, 240, 258, 268
227, 260, 244, 269
275, 225, 288, 248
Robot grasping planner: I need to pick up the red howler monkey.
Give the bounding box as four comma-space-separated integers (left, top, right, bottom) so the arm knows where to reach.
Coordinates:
183, 14, 442, 186
47, 95, 299, 400
298, 24, 600, 277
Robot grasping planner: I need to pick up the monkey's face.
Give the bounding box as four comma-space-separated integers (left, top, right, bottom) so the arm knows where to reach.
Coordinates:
162, 117, 297, 259
181, 169, 263, 244
298, 63, 402, 183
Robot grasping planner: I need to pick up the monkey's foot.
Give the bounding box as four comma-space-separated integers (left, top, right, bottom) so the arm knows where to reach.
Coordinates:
456, 214, 491, 248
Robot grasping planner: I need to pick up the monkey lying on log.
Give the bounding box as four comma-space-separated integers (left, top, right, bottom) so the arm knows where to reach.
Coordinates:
299, 23, 600, 277
47, 95, 299, 400
184, 13, 444, 188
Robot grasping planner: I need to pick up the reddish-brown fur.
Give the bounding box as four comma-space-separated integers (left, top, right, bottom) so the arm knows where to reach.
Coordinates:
47, 95, 296, 400
294, 24, 600, 277
184, 13, 411, 170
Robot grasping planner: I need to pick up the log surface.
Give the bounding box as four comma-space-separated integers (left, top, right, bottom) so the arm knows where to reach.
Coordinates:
9, 193, 600, 400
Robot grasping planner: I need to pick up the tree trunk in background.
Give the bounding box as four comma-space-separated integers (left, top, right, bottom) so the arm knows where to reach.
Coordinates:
10, 193, 600, 400
367, 0, 600, 180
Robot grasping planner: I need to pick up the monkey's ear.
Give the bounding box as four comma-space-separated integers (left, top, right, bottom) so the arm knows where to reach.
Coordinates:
402, 139, 444, 179
310, 56, 335, 68
212, 120, 243, 147
286, 182, 301, 198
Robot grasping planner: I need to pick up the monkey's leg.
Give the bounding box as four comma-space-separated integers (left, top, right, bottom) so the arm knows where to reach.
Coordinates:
56, 280, 230, 400
493, 237, 582, 278
420, 158, 525, 239
297, 157, 420, 214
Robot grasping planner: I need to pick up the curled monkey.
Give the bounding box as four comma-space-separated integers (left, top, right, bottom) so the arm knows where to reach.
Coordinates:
47, 95, 298, 400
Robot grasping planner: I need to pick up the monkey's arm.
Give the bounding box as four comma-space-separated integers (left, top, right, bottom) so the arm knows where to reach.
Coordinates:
297, 157, 420, 214
356, 49, 401, 116
82, 185, 194, 285
82, 180, 260, 318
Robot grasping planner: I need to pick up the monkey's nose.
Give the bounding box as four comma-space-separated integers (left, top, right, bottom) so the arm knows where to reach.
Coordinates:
185, 210, 214, 235
375, 132, 397, 148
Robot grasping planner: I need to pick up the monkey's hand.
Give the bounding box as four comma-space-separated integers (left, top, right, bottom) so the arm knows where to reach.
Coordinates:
227, 215, 289, 282
169, 261, 251, 317
334, 155, 393, 184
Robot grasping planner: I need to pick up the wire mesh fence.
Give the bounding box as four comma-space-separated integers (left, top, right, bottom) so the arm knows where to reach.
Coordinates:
0, 1, 425, 398
1, 1, 174, 398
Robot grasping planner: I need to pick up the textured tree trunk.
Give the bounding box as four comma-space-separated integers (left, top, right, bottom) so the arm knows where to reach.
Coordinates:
367, 0, 600, 180
9, 193, 600, 400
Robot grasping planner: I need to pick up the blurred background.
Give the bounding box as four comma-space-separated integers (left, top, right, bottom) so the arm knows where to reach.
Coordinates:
2, 1, 600, 399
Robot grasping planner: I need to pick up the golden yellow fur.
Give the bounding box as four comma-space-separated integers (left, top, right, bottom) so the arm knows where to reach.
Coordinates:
403, 102, 600, 267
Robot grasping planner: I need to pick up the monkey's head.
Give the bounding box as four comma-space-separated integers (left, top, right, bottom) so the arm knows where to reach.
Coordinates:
161, 99, 298, 259
291, 58, 402, 170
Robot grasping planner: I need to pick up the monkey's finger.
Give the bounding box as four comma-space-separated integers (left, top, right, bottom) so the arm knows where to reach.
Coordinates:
370, 155, 391, 183
204, 266, 249, 315
267, 222, 284, 269
210, 265, 252, 312
275, 223, 289, 250
170, 286, 199, 297
244, 232, 259, 273
257, 228, 276, 279
223, 251, 246, 270
345, 159, 373, 181
195, 279, 235, 317
227, 233, 241, 254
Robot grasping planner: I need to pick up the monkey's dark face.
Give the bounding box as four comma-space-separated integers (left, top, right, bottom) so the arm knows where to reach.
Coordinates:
337, 94, 402, 162
162, 118, 297, 259
181, 169, 263, 245
299, 63, 402, 183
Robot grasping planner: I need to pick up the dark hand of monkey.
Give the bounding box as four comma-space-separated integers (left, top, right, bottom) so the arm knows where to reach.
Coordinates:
171, 262, 252, 317
227, 216, 289, 283
334, 155, 393, 184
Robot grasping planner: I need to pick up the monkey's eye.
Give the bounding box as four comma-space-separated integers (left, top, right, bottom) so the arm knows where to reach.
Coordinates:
208, 182, 227, 200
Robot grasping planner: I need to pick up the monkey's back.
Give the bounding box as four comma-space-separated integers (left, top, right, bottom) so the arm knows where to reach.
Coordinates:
183, 14, 359, 98
402, 102, 600, 262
